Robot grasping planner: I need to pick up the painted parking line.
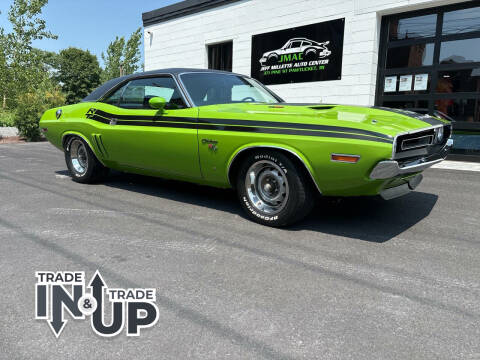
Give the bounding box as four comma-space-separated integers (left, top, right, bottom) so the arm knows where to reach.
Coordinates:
431, 160, 480, 172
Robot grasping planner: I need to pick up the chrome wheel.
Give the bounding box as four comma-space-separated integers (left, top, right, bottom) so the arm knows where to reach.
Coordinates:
245, 160, 289, 215
69, 139, 88, 175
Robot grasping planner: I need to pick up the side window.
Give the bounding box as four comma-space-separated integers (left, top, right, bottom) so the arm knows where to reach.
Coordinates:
103, 84, 127, 105
290, 41, 302, 48
103, 76, 187, 109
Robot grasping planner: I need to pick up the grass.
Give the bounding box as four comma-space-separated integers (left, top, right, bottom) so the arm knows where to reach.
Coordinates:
0, 109, 15, 127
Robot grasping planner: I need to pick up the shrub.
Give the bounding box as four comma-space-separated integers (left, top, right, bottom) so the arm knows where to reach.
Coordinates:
0, 110, 15, 127
14, 89, 65, 141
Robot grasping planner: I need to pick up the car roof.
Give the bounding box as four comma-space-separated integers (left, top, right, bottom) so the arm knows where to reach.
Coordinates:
82, 68, 245, 102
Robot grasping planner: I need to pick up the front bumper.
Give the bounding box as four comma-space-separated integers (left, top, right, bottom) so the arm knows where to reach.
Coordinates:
379, 174, 423, 200
370, 138, 453, 180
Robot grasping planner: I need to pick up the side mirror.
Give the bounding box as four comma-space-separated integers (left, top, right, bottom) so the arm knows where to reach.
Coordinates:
149, 97, 166, 110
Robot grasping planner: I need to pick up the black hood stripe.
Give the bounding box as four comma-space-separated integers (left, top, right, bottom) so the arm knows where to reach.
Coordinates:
374, 107, 444, 126
85, 109, 393, 144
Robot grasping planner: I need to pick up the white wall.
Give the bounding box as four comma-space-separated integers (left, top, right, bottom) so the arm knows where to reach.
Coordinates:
144, 0, 465, 105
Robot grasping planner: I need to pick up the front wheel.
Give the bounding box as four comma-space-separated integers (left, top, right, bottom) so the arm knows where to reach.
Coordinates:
236, 150, 315, 227
64, 136, 108, 183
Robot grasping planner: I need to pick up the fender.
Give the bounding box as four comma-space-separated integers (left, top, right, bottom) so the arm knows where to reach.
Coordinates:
226, 143, 322, 194
61, 131, 107, 167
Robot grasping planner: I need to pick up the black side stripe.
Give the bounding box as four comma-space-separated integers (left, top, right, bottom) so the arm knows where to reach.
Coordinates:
198, 124, 393, 143
85, 109, 393, 144
198, 118, 393, 140
93, 109, 197, 123
90, 108, 393, 140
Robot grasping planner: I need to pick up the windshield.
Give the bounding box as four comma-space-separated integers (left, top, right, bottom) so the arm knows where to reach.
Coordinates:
180, 73, 281, 107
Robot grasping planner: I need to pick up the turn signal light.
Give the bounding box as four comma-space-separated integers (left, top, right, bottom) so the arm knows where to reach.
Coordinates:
331, 154, 360, 163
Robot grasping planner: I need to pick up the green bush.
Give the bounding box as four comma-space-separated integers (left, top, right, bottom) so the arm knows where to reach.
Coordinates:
14, 89, 65, 141
0, 110, 15, 127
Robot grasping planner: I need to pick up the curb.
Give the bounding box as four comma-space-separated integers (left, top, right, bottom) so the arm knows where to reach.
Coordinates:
0, 127, 19, 138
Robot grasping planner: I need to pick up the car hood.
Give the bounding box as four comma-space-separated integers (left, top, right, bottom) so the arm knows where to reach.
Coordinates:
202, 103, 448, 139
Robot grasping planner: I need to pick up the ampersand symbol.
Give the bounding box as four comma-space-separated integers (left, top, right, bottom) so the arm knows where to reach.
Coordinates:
83, 298, 92, 309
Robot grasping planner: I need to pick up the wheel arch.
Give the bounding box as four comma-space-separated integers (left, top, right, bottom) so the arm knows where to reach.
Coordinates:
226, 144, 322, 194
61, 131, 107, 167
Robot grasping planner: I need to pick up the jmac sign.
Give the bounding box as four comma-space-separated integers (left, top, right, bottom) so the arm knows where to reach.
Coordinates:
251, 19, 345, 85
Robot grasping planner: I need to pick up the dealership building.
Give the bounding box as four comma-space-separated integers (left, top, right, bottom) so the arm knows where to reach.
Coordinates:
142, 0, 480, 157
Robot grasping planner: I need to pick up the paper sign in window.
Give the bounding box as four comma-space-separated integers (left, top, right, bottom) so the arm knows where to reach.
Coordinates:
399, 75, 413, 91
414, 74, 429, 91
384, 76, 397, 92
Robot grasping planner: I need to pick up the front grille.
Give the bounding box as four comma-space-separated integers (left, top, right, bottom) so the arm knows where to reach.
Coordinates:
394, 125, 451, 160
400, 134, 434, 150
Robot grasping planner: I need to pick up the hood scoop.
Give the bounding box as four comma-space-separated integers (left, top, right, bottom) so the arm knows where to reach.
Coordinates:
309, 105, 335, 110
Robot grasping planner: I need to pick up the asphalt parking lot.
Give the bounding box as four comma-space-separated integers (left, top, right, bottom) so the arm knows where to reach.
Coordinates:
0, 142, 479, 360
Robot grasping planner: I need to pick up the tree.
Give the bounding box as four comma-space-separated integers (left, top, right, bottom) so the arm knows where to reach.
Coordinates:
101, 28, 142, 82
0, 0, 57, 108
57, 47, 102, 104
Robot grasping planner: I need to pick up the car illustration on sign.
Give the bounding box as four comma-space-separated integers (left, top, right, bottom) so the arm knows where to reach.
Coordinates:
259, 37, 332, 65
40, 69, 452, 227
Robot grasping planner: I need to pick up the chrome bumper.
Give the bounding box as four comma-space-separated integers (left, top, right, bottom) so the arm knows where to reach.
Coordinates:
370, 138, 453, 180
380, 174, 423, 200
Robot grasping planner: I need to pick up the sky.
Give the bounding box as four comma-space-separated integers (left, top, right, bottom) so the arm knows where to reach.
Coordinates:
0, 0, 183, 67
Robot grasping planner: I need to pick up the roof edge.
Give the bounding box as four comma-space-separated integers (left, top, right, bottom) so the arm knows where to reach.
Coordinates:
142, 0, 243, 27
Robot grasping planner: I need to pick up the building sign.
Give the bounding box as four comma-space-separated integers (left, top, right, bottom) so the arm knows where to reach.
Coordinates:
251, 19, 344, 85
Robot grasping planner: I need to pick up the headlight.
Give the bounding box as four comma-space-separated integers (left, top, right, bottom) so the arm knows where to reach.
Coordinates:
435, 126, 444, 143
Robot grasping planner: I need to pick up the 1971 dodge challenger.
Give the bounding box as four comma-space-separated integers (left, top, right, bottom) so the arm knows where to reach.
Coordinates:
39, 69, 452, 226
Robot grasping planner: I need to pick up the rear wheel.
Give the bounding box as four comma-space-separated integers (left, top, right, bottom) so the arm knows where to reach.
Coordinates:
64, 136, 108, 183
266, 54, 279, 65
236, 150, 315, 227
304, 48, 318, 61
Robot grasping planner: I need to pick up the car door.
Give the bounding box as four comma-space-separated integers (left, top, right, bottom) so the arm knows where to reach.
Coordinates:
93, 75, 201, 181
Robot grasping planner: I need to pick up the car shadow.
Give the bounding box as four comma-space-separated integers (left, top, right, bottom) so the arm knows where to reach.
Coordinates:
291, 193, 438, 242
62, 171, 438, 244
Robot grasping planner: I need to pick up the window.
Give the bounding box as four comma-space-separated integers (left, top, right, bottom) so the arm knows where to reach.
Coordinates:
440, 38, 480, 64
437, 68, 480, 93
103, 76, 186, 109
103, 84, 127, 105
180, 73, 280, 106
389, 14, 437, 41
386, 43, 434, 68
289, 41, 303, 48
435, 98, 480, 123
443, 7, 480, 35
207, 41, 232, 72
377, 3, 480, 154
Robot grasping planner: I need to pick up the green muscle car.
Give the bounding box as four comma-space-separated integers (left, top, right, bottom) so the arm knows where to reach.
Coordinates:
39, 69, 452, 226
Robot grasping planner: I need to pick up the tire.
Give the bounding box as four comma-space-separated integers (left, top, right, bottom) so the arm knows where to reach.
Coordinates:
236, 150, 315, 227
266, 54, 279, 65
64, 136, 109, 183
304, 48, 317, 61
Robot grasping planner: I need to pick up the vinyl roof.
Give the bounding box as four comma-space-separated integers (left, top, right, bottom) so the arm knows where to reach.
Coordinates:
82, 68, 243, 102
142, 0, 242, 26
